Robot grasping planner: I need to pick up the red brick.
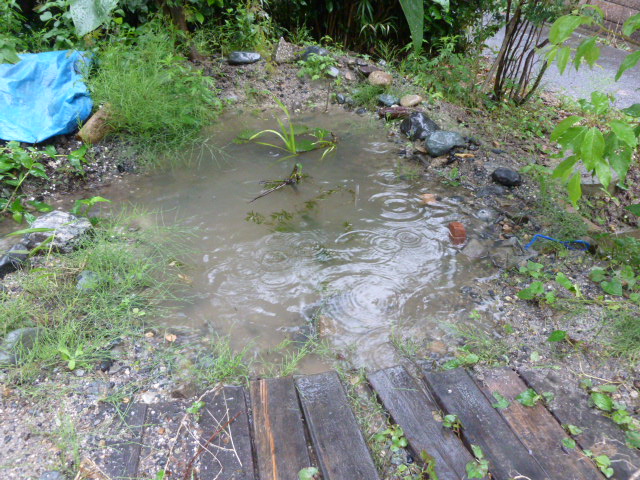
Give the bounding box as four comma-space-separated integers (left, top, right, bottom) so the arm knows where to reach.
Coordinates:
448, 221, 467, 245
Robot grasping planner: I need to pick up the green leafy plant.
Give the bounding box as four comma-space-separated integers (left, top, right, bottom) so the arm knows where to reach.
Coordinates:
235, 97, 337, 160
374, 424, 408, 452
442, 351, 479, 370
516, 388, 553, 407
71, 196, 112, 218
583, 450, 614, 478
298, 467, 319, 480
297, 53, 338, 81
57, 345, 85, 371
186, 400, 206, 421
545, 7, 640, 207
491, 392, 510, 410
466, 444, 490, 479
442, 413, 463, 435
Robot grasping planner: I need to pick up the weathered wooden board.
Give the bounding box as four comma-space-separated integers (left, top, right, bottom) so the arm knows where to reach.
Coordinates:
422, 368, 549, 480
480, 368, 603, 480
250, 377, 313, 479
103, 403, 148, 480
138, 400, 197, 478
521, 369, 640, 480
199, 386, 256, 480
296, 371, 380, 480
368, 366, 473, 479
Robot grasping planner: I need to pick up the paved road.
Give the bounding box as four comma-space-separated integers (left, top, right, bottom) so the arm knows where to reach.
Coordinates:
486, 27, 640, 108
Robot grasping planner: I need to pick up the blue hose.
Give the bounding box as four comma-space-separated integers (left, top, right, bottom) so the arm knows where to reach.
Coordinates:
524, 234, 591, 251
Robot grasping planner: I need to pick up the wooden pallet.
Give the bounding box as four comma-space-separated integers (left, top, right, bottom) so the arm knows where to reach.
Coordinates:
98, 366, 640, 480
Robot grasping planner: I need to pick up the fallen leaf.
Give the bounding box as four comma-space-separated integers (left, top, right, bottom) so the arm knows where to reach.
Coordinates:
144, 331, 155, 338
454, 153, 475, 158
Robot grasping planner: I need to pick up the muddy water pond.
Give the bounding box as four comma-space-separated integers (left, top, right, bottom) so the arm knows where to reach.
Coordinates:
36, 111, 504, 370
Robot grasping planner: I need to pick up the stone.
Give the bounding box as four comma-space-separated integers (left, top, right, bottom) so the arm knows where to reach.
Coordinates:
344, 71, 357, 82
0, 327, 44, 365
377, 94, 400, 107
228, 51, 261, 65
476, 208, 499, 222
358, 65, 381, 76
326, 66, 340, 78
491, 167, 522, 187
400, 112, 439, 141
39, 472, 65, 480
419, 193, 437, 204
85, 381, 111, 396
76, 270, 99, 292
400, 94, 423, 107
24, 210, 92, 254
461, 238, 488, 258
0, 240, 29, 278
377, 106, 412, 119
448, 222, 467, 245
300, 45, 330, 61
367, 70, 393, 87
490, 237, 536, 269
273, 37, 296, 64
355, 107, 367, 115
336, 93, 346, 104
476, 185, 508, 197
425, 131, 466, 157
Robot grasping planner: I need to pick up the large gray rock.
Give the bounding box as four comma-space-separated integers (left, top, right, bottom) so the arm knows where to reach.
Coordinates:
273, 37, 296, 64
228, 51, 261, 65
378, 94, 400, 107
491, 167, 522, 187
300, 45, 330, 61
24, 210, 92, 253
424, 131, 466, 157
0, 327, 44, 365
400, 112, 439, 141
0, 240, 29, 278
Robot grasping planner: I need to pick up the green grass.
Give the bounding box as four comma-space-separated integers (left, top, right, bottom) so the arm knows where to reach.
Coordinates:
0, 212, 188, 382
88, 25, 222, 165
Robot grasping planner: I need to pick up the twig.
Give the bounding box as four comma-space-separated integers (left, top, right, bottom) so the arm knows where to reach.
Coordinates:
181, 410, 242, 480
162, 384, 222, 475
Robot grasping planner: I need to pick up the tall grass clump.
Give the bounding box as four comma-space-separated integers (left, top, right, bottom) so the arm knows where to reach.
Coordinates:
88, 25, 221, 164
0, 212, 189, 382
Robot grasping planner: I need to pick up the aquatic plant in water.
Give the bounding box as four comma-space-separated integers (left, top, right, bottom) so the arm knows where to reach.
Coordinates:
235, 97, 337, 160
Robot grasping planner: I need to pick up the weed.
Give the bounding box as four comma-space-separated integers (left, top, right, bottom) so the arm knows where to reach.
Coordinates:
374, 424, 408, 452
445, 324, 511, 367
192, 336, 251, 386
297, 53, 338, 81
88, 24, 221, 165
186, 400, 206, 421
350, 83, 386, 109
442, 413, 463, 435
466, 445, 490, 479
235, 97, 337, 160
0, 211, 188, 382
515, 388, 553, 406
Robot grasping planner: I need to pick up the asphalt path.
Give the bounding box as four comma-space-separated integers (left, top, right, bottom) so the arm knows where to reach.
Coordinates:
486, 26, 640, 108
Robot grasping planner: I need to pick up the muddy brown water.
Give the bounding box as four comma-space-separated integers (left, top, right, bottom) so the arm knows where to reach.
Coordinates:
3, 111, 502, 371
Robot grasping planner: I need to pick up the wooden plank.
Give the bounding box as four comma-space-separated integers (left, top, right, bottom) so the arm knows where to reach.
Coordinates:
368, 366, 473, 479
296, 371, 380, 480
199, 386, 256, 480
138, 400, 198, 478
250, 377, 313, 479
103, 403, 148, 480
480, 368, 603, 480
521, 369, 640, 479
422, 368, 550, 480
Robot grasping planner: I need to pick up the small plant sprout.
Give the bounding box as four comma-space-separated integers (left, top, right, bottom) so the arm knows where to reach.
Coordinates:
466, 444, 490, 479
297, 467, 319, 480
491, 392, 510, 410
442, 413, 463, 435
515, 388, 553, 407
57, 346, 85, 371
186, 400, 206, 421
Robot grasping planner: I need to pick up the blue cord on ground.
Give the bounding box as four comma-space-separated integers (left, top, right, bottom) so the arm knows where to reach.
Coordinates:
524, 234, 591, 251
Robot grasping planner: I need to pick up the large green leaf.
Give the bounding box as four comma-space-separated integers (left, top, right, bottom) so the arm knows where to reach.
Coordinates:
580, 127, 605, 170
606, 137, 633, 181
622, 103, 640, 118
552, 155, 578, 180
70, 0, 118, 37
399, 0, 424, 55
616, 50, 640, 81
609, 120, 638, 148
627, 204, 640, 217
574, 36, 600, 69
556, 46, 572, 74
623, 12, 640, 37
550, 15, 590, 44
551, 116, 583, 142
567, 173, 582, 206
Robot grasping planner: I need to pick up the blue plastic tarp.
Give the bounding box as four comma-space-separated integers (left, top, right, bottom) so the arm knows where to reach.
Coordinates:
0, 50, 93, 144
